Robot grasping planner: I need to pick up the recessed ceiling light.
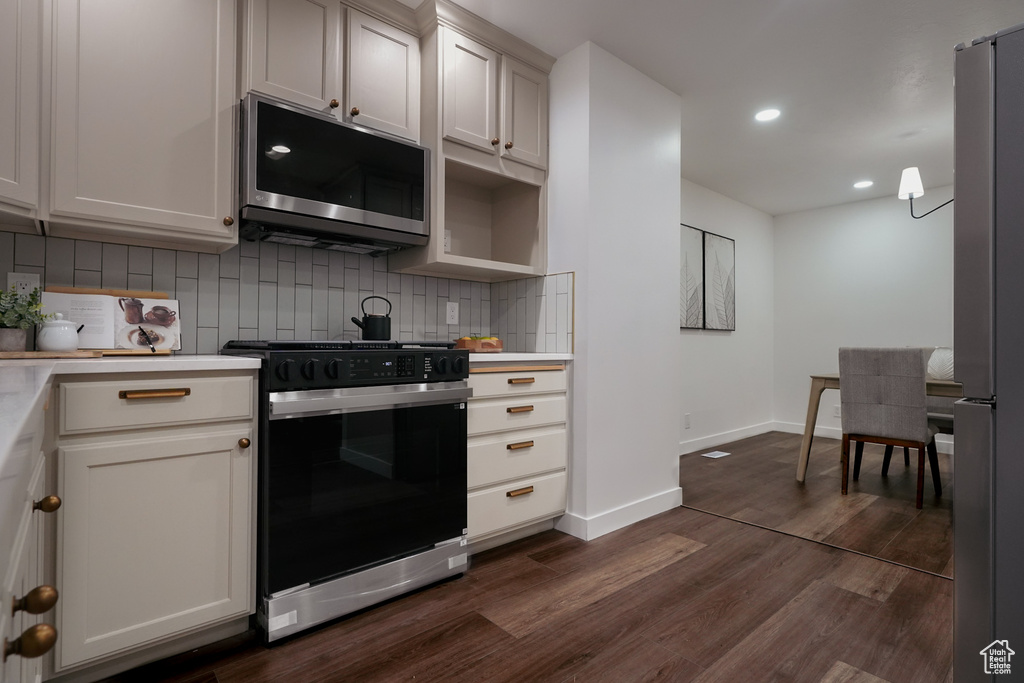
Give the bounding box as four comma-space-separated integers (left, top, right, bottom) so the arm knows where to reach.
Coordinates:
853, 180, 874, 189
755, 108, 781, 122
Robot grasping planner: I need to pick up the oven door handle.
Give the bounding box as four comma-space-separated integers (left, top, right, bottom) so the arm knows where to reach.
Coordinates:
269, 381, 472, 419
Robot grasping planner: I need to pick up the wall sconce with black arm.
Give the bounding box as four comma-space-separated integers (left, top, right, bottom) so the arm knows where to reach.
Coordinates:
898, 167, 954, 219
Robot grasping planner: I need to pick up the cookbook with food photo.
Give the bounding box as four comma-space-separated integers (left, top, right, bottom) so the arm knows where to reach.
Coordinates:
41, 292, 181, 350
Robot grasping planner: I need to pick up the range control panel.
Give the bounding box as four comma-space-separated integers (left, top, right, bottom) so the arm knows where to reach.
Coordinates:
257, 349, 469, 391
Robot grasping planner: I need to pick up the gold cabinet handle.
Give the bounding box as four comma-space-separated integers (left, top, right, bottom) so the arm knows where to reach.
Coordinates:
507, 405, 534, 414
13, 586, 58, 616
508, 377, 535, 384
504, 141, 514, 150
507, 440, 534, 450
238, 438, 251, 449
3, 624, 57, 661
329, 98, 340, 109
490, 137, 500, 146
119, 388, 191, 400
506, 486, 534, 498
223, 216, 234, 226
32, 495, 61, 514
350, 106, 360, 116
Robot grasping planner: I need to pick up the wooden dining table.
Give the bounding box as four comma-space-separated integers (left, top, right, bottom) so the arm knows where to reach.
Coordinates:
795, 372, 963, 482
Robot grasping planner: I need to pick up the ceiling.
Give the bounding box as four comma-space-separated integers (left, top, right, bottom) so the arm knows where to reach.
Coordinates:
408, 0, 1022, 216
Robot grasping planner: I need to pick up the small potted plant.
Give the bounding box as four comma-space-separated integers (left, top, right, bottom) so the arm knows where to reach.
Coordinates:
0, 286, 53, 352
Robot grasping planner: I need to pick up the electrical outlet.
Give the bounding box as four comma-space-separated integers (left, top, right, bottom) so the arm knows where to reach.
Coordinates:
684, 413, 691, 429
444, 230, 452, 253
7, 272, 40, 296
446, 301, 459, 325
833, 404, 841, 418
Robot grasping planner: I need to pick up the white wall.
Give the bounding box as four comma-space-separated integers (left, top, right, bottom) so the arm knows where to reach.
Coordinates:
548, 42, 683, 540
678, 179, 775, 455
773, 189, 954, 439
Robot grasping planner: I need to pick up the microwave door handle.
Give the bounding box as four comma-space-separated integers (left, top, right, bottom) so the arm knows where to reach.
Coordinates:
269, 384, 472, 419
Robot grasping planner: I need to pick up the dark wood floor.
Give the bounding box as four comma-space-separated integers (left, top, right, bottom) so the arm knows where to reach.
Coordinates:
682, 431, 953, 577
106, 438, 954, 683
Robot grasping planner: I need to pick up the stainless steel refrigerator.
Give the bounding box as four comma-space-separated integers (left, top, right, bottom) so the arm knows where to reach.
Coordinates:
954, 20, 1024, 682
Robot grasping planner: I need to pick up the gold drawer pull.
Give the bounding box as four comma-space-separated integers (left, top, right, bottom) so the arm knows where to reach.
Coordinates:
119, 388, 191, 400
508, 377, 535, 384
3, 624, 57, 661
506, 486, 534, 498
507, 405, 534, 414
507, 440, 535, 450
13, 586, 58, 616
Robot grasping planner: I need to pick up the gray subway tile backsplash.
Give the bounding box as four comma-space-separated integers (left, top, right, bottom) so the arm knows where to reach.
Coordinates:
2, 230, 573, 355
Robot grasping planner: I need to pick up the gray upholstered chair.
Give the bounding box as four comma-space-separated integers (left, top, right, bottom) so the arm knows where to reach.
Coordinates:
880, 349, 955, 473
838, 347, 942, 509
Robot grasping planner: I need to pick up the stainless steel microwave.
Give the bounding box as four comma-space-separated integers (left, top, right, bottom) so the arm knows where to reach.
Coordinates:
239, 93, 429, 255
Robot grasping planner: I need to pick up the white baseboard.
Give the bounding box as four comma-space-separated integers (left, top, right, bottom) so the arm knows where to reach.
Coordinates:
772, 420, 954, 455
679, 421, 775, 455
555, 487, 682, 541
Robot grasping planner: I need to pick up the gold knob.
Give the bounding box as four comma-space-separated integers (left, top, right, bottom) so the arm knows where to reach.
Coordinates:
238, 438, 251, 449
13, 586, 58, 616
3, 624, 57, 661
329, 99, 340, 109
33, 495, 61, 514
504, 141, 513, 150
490, 137, 500, 146
350, 106, 360, 116
223, 216, 234, 226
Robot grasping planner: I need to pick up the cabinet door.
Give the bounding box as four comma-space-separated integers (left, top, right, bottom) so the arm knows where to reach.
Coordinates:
0, 0, 39, 216
245, 0, 342, 111
346, 8, 420, 141
50, 0, 237, 247
442, 28, 499, 154
501, 57, 548, 170
56, 429, 252, 669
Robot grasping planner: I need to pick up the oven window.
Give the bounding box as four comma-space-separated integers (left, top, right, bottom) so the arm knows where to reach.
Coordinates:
265, 402, 466, 595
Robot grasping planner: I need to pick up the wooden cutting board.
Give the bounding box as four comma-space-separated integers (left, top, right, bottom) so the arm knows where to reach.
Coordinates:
0, 350, 103, 359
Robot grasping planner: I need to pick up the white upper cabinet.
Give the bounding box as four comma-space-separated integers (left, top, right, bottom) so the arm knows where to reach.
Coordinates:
346, 8, 420, 141
0, 0, 40, 224
243, 1, 420, 141
441, 27, 548, 171
49, 0, 238, 251
243, 0, 343, 111
501, 57, 548, 170
442, 29, 500, 154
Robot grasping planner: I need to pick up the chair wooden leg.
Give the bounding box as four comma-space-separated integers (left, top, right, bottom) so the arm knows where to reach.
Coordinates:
916, 446, 926, 509
903, 446, 910, 467
927, 440, 942, 497
882, 445, 894, 476
841, 434, 850, 495
853, 441, 864, 481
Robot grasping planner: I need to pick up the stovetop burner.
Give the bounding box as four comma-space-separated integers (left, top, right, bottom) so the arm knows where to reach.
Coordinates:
222, 339, 456, 351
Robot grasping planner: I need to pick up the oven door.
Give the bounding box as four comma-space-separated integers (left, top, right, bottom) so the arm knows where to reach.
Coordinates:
263, 381, 470, 597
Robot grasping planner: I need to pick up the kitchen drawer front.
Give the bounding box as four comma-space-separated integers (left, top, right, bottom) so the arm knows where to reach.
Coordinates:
467, 394, 566, 436
60, 375, 254, 435
468, 470, 566, 541
468, 426, 566, 489
467, 369, 566, 399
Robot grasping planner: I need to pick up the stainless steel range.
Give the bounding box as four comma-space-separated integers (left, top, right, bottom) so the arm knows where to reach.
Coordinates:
221, 340, 471, 642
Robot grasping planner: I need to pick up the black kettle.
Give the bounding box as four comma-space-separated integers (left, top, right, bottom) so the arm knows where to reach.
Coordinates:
351, 296, 392, 340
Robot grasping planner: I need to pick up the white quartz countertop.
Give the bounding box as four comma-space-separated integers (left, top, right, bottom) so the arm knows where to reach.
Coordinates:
469, 353, 572, 363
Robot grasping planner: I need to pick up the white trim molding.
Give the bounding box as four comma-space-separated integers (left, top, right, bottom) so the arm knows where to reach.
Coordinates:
555, 487, 682, 541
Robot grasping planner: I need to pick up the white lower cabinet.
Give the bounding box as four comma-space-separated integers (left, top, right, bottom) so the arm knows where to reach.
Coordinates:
466, 364, 567, 543
50, 372, 256, 676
